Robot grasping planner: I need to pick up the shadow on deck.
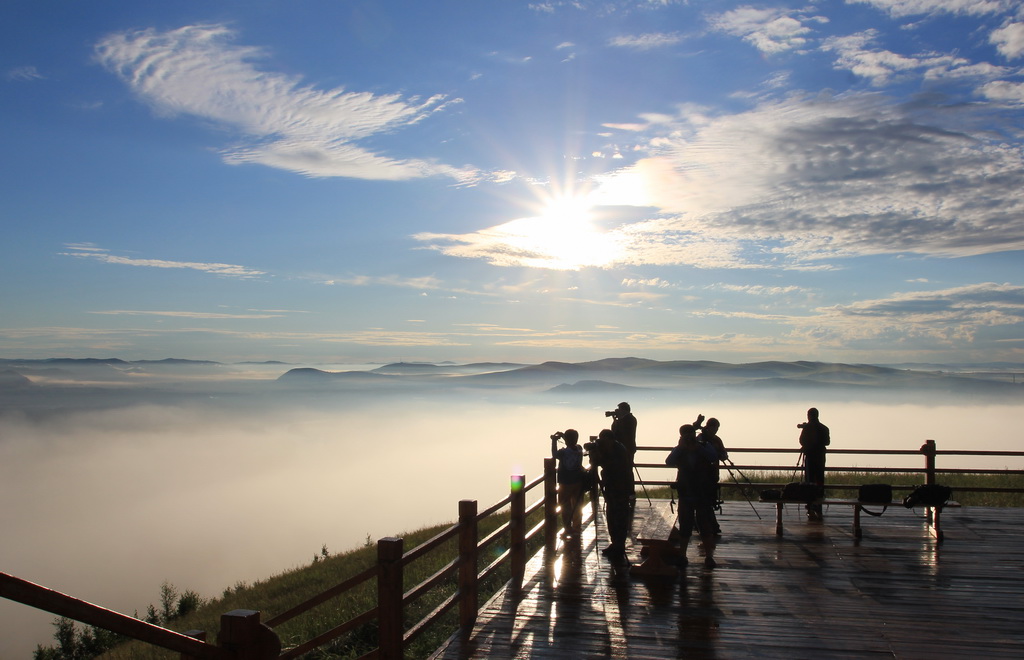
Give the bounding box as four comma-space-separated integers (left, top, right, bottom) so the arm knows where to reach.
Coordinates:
433, 500, 1024, 659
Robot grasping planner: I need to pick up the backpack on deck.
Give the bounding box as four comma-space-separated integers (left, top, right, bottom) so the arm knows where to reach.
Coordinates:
903, 484, 953, 509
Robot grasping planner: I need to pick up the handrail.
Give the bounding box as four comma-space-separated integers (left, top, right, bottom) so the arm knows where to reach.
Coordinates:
277, 607, 378, 660
403, 558, 459, 604
636, 441, 1024, 494
0, 572, 227, 659
263, 562, 377, 628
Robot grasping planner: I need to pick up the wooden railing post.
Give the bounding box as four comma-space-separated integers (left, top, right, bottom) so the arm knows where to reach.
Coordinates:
458, 499, 479, 637
544, 458, 558, 554
181, 630, 206, 660
510, 474, 526, 588
217, 610, 280, 659
377, 537, 404, 660
922, 439, 937, 485
921, 439, 938, 524
588, 442, 601, 520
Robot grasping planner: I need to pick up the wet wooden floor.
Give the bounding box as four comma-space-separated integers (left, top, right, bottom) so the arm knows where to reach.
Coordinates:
432, 500, 1024, 659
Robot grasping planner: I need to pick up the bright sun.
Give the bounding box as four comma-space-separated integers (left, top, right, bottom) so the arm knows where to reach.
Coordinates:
498, 193, 622, 270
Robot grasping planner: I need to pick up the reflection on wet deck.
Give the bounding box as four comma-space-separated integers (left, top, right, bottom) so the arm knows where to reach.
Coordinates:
433, 500, 1024, 659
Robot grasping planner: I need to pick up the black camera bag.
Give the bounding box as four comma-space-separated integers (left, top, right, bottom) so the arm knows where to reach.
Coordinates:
759, 489, 782, 502
858, 484, 893, 504
781, 482, 822, 502
903, 484, 953, 508
857, 483, 893, 516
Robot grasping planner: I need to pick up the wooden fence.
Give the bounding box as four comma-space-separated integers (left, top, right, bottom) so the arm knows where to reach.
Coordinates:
637, 440, 1024, 495
3, 440, 1023, 659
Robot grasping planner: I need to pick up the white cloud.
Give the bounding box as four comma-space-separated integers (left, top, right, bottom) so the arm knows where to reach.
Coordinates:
594, 92, 1024, 267
608, 32, 686, 50
991, 22, 1024, 59
821, 30, 1004, 87
94, 24, 478, 183
801, 282, 1024, 346
714, 284, 805, 296
412, 208, 750, 271
980, 79, 1024, 103
89, 310, 285, 319
846, 0, 1014, 18
5, 66, 43, 81
417, 89, 1024, 272
622, 277, 672, 288
707, 6, 825, 55
61, 243, 266, 278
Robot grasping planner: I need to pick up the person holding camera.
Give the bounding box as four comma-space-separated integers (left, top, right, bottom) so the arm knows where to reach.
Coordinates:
666, 419, 720, 569
551, 429, 585, 540
696, 417, 727, 535
798, 407, 830, 520
608, 401, 637, 454
589, 428, 633, 561
608, 402, 638, 501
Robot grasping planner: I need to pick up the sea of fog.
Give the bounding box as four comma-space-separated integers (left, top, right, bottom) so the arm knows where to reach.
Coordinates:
2, 386, 1022, 657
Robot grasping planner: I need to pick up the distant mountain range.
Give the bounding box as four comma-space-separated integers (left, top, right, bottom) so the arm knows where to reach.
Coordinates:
274, 356, 1024, 399
1, 356, 1021, 401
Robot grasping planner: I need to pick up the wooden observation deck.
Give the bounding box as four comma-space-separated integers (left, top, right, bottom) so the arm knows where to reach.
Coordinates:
432, 500, 1024, 659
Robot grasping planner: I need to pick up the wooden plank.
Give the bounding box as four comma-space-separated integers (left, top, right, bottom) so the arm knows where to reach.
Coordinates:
629, 500, 679, 578
432, 503, 1024, 660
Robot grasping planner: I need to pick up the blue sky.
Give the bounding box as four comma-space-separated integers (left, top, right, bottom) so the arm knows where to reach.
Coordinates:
3, 0, 1024, 365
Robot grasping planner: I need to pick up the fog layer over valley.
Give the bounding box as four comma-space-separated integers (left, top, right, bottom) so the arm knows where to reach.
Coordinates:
1, 358, 1022, 657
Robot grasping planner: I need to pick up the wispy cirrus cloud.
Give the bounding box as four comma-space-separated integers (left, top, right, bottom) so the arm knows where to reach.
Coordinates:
5, 66, 43, 81
608, 32, 686, 50
700, 282, 1024, 350
847, 0, 1015, 19
89, 310, 285, 319
792, 282, 1024, 348
94, 24, 480, 183
61, 244, 266, 278
8, 282, 1020, 357
712, 284, 806, 296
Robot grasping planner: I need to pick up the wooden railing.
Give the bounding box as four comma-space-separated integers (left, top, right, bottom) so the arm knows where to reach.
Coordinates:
261, 467, 557, 659
4, 441, 1023, 659
1, 461, 563, 660
635, 439, 1024, 496
0, 572, 272, 659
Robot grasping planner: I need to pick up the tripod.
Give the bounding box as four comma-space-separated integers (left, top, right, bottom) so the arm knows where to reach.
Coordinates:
723, 458, 762, 520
